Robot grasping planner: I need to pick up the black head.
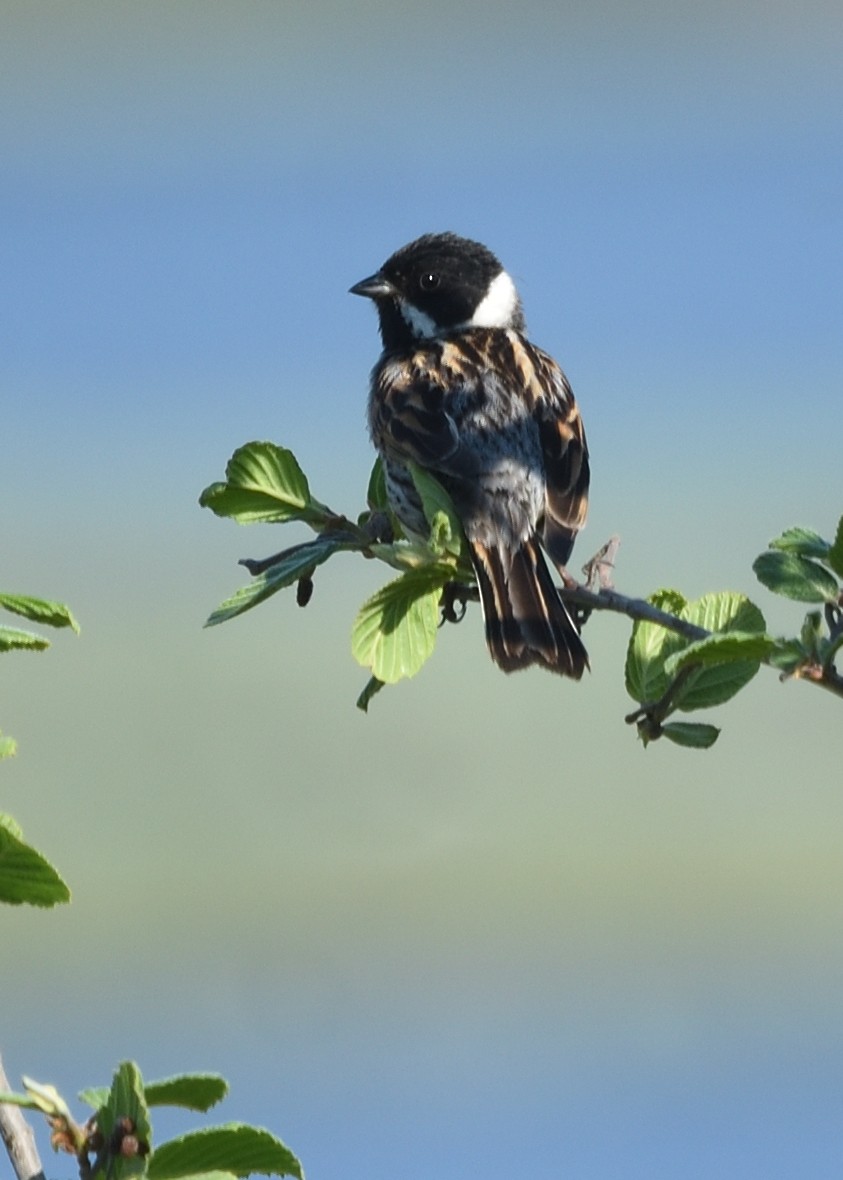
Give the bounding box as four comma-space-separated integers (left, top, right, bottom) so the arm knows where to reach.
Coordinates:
350, 232, 525, 350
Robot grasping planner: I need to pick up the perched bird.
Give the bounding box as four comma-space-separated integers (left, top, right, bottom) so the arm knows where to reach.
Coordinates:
350, 232, 590, 678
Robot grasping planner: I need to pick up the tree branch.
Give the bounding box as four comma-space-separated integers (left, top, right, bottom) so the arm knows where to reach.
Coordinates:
560, 583, 710, 644
562, 581, 843, 698
0, 1056, 45, 1180
573, 536, 843, 699
438, 535, 843, 702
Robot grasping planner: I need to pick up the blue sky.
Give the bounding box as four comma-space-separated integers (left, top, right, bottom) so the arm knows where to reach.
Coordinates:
3, 3, 842, 1177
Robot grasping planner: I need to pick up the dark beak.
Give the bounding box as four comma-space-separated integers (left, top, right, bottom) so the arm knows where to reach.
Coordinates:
349, 272, 396, 300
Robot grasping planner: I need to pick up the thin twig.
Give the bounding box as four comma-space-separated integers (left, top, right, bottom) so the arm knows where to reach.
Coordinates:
0, 1056, 45, 1180
624, 662, 701, 730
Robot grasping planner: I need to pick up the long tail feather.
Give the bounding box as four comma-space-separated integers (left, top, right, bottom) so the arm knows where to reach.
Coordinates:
470, 538, 588, 679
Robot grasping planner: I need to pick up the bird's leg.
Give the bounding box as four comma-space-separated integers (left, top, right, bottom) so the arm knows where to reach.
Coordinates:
439, 581, 478, 626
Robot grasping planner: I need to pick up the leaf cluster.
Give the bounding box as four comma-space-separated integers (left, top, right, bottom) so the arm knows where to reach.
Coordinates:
752, 523, 843, 678
0, 591, 77, 906
623, 519, 843, 747
0, 592, 79, 763
624, 591, 771, 748
200, 442, 472, 710
0, 1062, 302, 1180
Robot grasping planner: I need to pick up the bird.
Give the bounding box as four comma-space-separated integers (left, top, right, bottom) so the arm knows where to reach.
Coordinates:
350, 232, 590, 679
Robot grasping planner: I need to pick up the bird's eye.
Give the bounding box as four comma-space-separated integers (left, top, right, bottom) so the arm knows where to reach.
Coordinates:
419, 272, 440, 292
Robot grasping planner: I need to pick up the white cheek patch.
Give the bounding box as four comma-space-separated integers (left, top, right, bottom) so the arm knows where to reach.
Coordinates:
469, 270, 520, 328
399, 299, 439, 339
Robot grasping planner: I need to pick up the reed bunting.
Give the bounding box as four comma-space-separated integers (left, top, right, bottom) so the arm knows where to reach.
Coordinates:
351, 232, 590, 678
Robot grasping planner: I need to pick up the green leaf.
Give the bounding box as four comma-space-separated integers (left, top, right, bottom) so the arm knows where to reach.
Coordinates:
768, 527, 830, 559
0, 733, 17, 759
672, 593, 766, 710
155, 1173, 237, 1180
664, 630, 776, 675
0, 625, 50, 652
0, 823, 70, 906
624, 589, 688, 703
16, 1077, 76, 1121
366, 457, 388, 512
356, 676, 386, 713
661, 722, 720, 749
93, 1063, 152, 1180
407, 463, 466, 558
672, 657, 759, 712
205, 537, 346, 627
800, 609, 824, 655
79, 1086, 109, 1111
0, 1090, 43, 1111
144, 1075, 229, 1113
753, 551, 839, 603
199, 442, 325, 525
81, 1072, 222, 1117
0, 593, 79, 633
766, 638, 808, 674
827, 514, 843, 579
627, 591, 767, 716
681, 590, 766, 636
367, 541, 455, 573
147, 1125, 302, 1180
351, 568, 448, 683
0, 813, 24, 839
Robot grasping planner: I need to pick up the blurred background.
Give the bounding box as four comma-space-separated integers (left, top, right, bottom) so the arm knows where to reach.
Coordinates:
2, 2, 842, 1176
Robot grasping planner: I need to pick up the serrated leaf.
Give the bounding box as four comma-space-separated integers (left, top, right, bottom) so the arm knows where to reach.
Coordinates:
661, 722, 720, 749
205, 537, 345, 627
0, 593, 80, 633
827, 515, 843, 579
79, 1086, 109, 1111
199, 443, 324, 525
0, 824, 70, 906
624, 589, 688, 703
0, 733, 18, 759
407, 463, 466, 558
356, 676, 386, 713
650, 589, 689, 615
147, 1125, 302, 1180
672, 593, 766, 710
664, 630, 776, 675
681, 591, 766, 635
627, 592, 767, 714
144, 1075, 228, 1113
753, 551, 839, 603
0, 625, 50, 652
351, 568, 448, 683
97, 1063, 152, 1180
768, 527, 830, 559
0, 812, 24, 839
